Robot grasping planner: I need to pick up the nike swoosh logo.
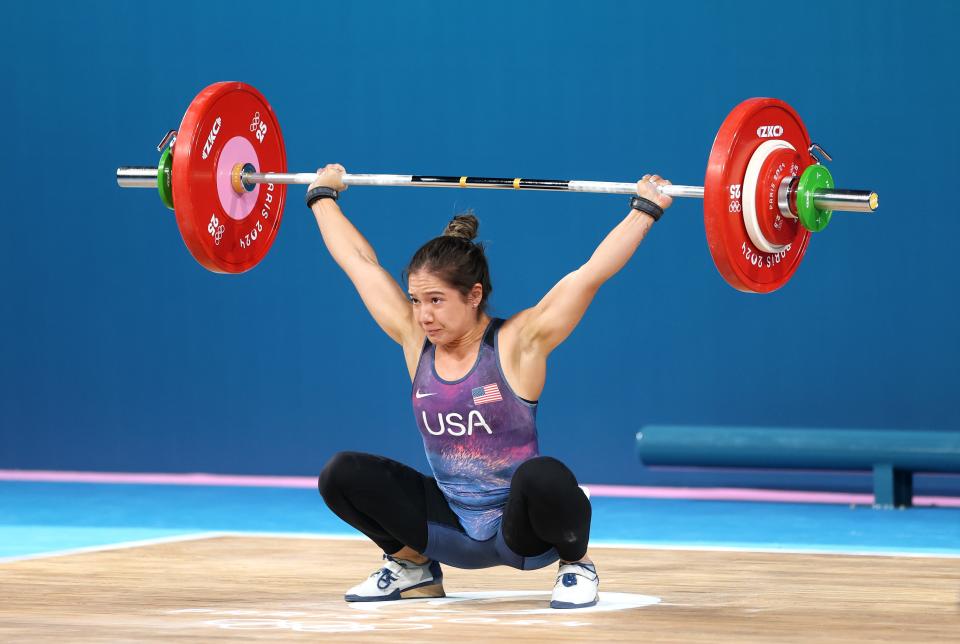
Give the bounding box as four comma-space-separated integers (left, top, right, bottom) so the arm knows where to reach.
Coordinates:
415, 390, 438, 399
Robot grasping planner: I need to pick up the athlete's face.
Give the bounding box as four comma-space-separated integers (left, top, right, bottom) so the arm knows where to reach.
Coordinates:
408, 270, 482, 343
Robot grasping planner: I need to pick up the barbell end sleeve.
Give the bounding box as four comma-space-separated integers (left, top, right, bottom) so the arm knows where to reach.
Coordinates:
117, 166, 159, 188
812, 189, 879, 213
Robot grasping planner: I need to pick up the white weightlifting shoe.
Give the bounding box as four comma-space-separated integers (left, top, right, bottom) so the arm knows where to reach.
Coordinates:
550, 561, 599, 609
344, 554, 445, 602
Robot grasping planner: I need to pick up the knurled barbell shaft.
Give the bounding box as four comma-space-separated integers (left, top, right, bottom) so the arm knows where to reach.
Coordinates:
116, 167, 704, 196
115, 167, 878, 213
246, 172, 706, 198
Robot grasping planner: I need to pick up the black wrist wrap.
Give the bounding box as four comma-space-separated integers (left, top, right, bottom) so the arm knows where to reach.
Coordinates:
630, 195, 664, 221
306, 186, 339, 209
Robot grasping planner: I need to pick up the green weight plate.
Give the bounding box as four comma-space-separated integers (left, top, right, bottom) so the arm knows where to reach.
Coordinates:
157, 146, 174, 210
796, 164, 834, 232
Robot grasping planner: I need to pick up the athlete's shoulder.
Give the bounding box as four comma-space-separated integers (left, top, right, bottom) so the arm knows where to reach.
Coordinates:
500, 309, 533, 330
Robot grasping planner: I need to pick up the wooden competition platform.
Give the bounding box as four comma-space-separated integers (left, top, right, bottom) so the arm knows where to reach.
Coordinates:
1, 535, 958, 642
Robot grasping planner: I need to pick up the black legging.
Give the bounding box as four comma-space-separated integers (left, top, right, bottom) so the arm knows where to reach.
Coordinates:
318, 452, 591, 563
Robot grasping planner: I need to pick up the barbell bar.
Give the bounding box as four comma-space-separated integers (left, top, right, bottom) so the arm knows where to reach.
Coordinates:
115, 81, 879, 292
117, 166, 878, 213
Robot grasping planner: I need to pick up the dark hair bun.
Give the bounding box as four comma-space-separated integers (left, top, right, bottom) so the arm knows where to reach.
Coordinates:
442, 212, 479, 241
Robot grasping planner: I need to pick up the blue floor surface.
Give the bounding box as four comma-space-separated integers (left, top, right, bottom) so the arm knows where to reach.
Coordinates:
1, 482, 958, 559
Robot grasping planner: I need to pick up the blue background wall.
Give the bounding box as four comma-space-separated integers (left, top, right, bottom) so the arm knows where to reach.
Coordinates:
1, 1, 958, 490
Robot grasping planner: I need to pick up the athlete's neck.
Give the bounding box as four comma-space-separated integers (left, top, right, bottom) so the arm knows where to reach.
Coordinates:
435, 315, 491, 360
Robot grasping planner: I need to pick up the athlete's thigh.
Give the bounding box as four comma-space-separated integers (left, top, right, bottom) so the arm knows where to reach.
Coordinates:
499, 460, 552, 556
323, 451, 461, 531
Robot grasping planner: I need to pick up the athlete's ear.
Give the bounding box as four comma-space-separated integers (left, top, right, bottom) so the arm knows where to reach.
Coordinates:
468, 282, 483, 308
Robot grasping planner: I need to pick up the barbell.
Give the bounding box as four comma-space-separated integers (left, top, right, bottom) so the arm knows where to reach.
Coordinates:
116, 81, 878, 293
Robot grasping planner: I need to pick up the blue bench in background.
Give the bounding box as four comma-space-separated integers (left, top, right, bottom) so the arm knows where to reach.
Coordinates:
635, 426, 960, 508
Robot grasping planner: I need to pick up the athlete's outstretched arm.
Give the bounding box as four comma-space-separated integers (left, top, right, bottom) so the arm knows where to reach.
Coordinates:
518, 175, 673, 356
310, 164, 416, 346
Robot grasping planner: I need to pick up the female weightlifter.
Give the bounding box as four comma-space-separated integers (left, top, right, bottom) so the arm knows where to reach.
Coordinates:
309, 164, 672, 608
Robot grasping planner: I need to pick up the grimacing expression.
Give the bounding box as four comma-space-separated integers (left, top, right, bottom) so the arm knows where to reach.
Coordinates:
407, 270, 481, 342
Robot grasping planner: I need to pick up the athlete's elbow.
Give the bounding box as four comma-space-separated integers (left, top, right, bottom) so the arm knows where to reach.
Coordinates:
335, 247, 378, 272
576, 262, 613, 291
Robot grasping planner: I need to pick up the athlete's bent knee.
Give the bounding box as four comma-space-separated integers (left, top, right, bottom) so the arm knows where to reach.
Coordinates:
513, 456, 577, 499
318, 450, 365, 500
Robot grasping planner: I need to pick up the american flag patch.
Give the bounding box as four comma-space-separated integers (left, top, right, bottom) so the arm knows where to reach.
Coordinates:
472, 383, 503, 405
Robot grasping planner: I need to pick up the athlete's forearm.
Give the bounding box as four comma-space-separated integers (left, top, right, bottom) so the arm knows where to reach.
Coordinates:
311, 199, 380, 267
580, 209, 655, 284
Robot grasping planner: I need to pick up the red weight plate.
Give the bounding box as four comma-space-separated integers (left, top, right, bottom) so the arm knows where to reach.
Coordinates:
704, 98, 811, 293
172, 82, 286, 273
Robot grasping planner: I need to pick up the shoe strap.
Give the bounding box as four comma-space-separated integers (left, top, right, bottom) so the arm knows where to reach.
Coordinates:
557, 562, 598, 581
384, 553, 430, 569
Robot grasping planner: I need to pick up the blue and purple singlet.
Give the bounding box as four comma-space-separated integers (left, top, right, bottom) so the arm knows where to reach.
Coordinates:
411, 318, 540, 541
